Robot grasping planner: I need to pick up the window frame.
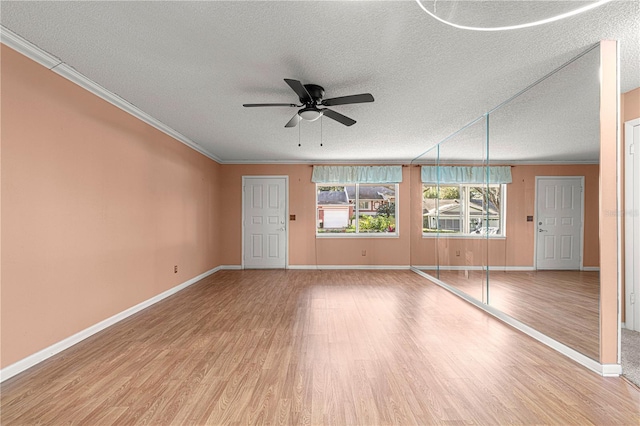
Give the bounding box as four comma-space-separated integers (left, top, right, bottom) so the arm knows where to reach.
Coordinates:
422, 183, 507, 239
316, 183, 399, 238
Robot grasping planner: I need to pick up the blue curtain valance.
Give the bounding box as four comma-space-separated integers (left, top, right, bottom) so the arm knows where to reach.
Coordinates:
421, 166, 512, 184
312, 166, 403, 183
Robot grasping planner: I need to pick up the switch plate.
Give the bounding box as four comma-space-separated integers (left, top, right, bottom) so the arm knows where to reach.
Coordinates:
527, 216, 534, 222
290, 215, 296, 221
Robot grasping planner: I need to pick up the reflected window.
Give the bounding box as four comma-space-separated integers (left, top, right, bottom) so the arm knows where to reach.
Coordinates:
317, 184, 398, 235
422, 184, 505, 236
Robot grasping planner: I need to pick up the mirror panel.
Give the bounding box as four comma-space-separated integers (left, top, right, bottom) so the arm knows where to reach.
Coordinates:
436, 120, 488, 302
486, 46, 601, 360
413, 118, 489, 302
410, 44, 602, 362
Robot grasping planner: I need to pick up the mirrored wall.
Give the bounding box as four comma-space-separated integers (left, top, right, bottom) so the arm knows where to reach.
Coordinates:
410, 44, 601, 361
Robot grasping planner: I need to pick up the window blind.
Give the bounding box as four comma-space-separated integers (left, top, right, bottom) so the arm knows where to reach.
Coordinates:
312, 166, 403, 183
421, 166, 512, 184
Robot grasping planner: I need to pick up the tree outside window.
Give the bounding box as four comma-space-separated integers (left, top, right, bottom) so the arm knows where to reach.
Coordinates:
422, 184, 504, 236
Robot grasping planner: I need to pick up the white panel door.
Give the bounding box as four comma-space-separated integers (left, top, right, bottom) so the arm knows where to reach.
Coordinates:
536, 177, 583, 270
243, 177, 287, 269
625, 120, 640, 331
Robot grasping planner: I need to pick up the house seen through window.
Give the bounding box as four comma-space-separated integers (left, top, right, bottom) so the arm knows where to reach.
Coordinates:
422, 184, 505, 236
317, 184, 397, 235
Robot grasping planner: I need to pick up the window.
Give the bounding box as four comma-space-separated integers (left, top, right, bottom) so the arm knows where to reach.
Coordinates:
317, 183, 398, 235
422, 184, 505, 236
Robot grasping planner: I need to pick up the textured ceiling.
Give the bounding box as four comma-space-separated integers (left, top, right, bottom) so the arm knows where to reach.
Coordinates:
1, 1, 638, 163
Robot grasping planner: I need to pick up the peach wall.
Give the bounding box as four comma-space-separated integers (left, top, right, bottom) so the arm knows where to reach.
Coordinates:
410, 164, 600, 268
599, 40, 618, 364
218, 164, 411, 266
1, 45, 221, 368
623, 88, 640, 122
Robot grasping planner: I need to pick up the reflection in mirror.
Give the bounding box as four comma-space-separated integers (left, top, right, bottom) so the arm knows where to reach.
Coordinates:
434, 120, 488, 303
411, 145, 439, 279
486, 45, 601, 361
412, 118, 492, 303
410, 44, 602, 362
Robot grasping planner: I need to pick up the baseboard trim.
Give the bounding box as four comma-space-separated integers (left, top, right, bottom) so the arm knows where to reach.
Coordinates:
602, 364, 623, 377
581, 266, 600, 271
410, 268, 619, 377
413, 265, 536, 272
220, 265, 242, 270
287, 265, 411, 270
0, 266, 223, 383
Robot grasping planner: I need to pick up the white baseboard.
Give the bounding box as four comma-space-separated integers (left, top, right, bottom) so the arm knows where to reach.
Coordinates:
0, 265, 224, 383
287, 265, 411, 270
220, 265, 242, 270
411, 268, 620, 377
602, 364, 623, 376
413, 265, 535, 272
581, 266, 600, 271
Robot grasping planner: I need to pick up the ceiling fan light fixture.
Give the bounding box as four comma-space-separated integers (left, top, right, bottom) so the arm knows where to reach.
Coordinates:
299, 108, 323, 121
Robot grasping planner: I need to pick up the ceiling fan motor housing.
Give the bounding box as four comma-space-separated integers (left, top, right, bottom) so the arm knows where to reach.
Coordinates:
302, 84, 325, 103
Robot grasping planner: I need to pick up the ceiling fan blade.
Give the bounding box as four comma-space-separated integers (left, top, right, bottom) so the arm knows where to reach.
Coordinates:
285, 113, 301, 128
322, 109, 356, 126
284, 79, 312, 103
243, 103, 298, 107
321, 93, 374, 106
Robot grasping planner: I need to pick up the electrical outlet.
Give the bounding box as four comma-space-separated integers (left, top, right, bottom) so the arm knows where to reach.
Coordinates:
174, 265, 178, 273
455, 250, 461, 257
361, 250, 366, 256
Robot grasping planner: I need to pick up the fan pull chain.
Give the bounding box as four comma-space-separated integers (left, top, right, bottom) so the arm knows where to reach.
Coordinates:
298, 121, 301, 147
320, 116, 323, 147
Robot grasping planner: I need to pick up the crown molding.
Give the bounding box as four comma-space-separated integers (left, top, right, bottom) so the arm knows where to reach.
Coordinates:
0, 25, 61, 69
220, 159, 412, 165
1, 25, 223, 165
410, 159, 600, 165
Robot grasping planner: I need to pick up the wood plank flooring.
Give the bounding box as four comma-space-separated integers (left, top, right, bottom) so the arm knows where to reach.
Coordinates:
437, 270, 600, 359
1, 270, 638, 425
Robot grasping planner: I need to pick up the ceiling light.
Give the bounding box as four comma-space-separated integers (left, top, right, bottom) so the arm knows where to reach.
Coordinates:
299, 108, 323, 121
415, 0, 613, 31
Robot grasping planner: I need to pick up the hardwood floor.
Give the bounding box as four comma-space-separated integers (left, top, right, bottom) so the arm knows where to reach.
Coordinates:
436, 270, 600, 359
2, 270, 638, 425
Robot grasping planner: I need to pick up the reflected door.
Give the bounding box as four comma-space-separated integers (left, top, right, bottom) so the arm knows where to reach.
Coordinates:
536, 177, 583, 270
243, 177, 287, 269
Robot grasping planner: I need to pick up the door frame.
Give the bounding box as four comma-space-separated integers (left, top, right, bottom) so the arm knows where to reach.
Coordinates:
625, 118, 640, 331
241, 175, 289, 269
533, 176, 585, 270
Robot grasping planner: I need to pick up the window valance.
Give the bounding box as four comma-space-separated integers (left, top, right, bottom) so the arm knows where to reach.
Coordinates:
421, 166, 512, 184
312, 166, 403, 183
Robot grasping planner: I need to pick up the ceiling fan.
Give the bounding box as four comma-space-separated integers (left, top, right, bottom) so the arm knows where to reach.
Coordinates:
243, 79, 374, 128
